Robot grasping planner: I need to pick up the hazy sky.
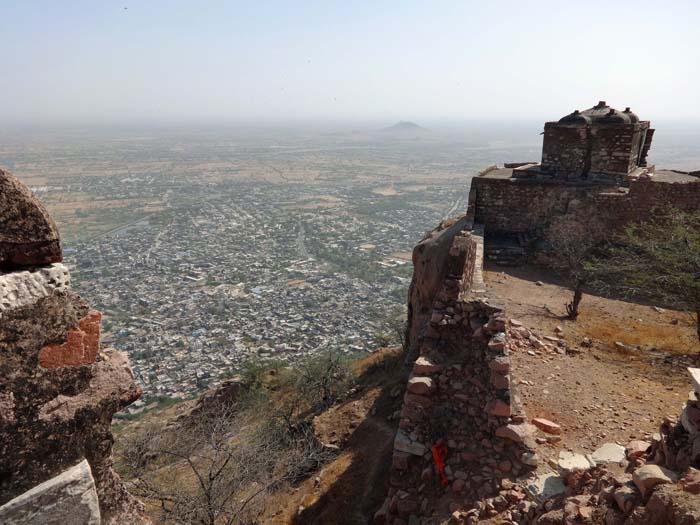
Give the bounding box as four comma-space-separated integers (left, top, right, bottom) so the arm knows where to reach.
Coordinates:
1, 1, 698, 125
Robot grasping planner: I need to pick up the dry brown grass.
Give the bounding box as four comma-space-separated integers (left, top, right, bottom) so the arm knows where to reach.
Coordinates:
579, 307, 698, 355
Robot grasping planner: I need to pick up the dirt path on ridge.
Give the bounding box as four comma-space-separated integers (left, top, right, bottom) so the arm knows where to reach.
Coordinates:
484, 263, 700, 466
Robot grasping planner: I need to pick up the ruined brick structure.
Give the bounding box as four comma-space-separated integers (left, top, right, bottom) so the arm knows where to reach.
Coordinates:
536, 101, 654, 183
465, 104, 700, 261
377, 220, 540, 523
0, 169, 149, 524
377, 106, 700, 523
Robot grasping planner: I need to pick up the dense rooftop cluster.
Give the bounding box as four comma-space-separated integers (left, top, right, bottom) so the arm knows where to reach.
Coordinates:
65, 178, 466, 406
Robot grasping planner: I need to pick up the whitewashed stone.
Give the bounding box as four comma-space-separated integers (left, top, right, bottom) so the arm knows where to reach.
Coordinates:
0, 263, 70, 317
525, 472, 566, 501
407, 376, 434, 395
0, 459, 100, 524
557, 450, 595, 474
394, 430, 427, 456
688, 367, 700, 395
413, 357, 443, 374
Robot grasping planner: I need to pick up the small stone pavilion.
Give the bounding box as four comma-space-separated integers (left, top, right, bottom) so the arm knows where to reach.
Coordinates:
466, 102, 700, 263
514, 101, 655, 184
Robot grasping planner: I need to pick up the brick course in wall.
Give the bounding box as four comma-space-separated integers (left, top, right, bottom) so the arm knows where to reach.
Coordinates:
38, 310, 102, 369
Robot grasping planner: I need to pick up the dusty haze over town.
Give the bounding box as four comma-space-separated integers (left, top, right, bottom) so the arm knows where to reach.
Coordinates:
1, 1, 699, 125
1, 0, 700, 403
3, 2, 700, 525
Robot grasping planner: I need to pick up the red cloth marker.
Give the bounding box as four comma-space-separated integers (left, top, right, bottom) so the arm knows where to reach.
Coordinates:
431, 440, 448, 487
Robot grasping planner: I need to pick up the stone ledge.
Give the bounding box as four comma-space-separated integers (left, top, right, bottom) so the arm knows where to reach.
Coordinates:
0, 263, 70, 317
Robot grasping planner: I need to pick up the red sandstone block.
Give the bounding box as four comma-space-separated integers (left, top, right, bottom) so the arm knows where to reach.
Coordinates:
400, 403, 425, 422
392, 451, 410, 471
404, 393, 433, 409
39, 330, 86, 368
490, 371, 510, 390
532, 417, 561, 435
39, 311, 102, 369
485, 399, 511, 417
78, 310, 102, 362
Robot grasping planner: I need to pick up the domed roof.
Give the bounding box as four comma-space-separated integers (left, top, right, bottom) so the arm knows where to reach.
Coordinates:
0, 168, 62, 269
558, 101, 639, 125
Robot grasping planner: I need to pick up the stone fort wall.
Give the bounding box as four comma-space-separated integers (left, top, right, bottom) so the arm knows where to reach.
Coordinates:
377, 222, 539, 524
467, 176, 700, 239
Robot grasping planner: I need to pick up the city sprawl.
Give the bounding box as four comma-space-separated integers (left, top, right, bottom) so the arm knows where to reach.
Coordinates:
0, 126, 538, 408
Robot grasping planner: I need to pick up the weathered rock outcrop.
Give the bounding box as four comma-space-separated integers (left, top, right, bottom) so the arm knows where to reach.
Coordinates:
0, 168, 62, 269
0, 168, 148, 524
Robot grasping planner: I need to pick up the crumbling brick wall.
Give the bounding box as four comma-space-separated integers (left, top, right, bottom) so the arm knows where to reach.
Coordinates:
540, 121, 650, 180
377, 229, 537, 524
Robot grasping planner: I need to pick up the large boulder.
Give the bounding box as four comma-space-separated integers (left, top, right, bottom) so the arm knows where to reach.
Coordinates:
0, 168, 62, 269
633, 464, 678, 498
0, 459, 100, 524
636, 484, 700, 524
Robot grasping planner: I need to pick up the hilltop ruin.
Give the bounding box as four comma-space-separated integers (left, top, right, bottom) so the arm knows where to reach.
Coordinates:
466, 102, 700, 264
377, 106, 700, 524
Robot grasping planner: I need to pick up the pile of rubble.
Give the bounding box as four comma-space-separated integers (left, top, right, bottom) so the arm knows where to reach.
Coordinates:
440, 368, 700, 525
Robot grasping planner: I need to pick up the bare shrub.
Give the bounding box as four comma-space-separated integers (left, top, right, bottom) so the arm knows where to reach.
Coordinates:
120, 351, 353, 524
295, 350, 354, 411
121, 403, 288, 525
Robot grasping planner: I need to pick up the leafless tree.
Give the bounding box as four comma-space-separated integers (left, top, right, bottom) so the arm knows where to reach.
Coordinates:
545, 206, 607, 319
120, 352, 350, 524
121, 403, 288, 525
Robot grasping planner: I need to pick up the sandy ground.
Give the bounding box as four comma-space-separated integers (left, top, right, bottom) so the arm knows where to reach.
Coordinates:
484, 263, 699, 464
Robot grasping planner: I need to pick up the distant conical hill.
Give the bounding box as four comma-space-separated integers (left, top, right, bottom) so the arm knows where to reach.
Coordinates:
380, 121, 426, 132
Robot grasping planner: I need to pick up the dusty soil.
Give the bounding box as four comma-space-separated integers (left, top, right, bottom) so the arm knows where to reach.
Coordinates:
484, 263, 699, 466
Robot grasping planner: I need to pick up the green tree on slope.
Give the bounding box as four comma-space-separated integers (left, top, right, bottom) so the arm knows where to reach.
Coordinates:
586, 209, 700, 341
